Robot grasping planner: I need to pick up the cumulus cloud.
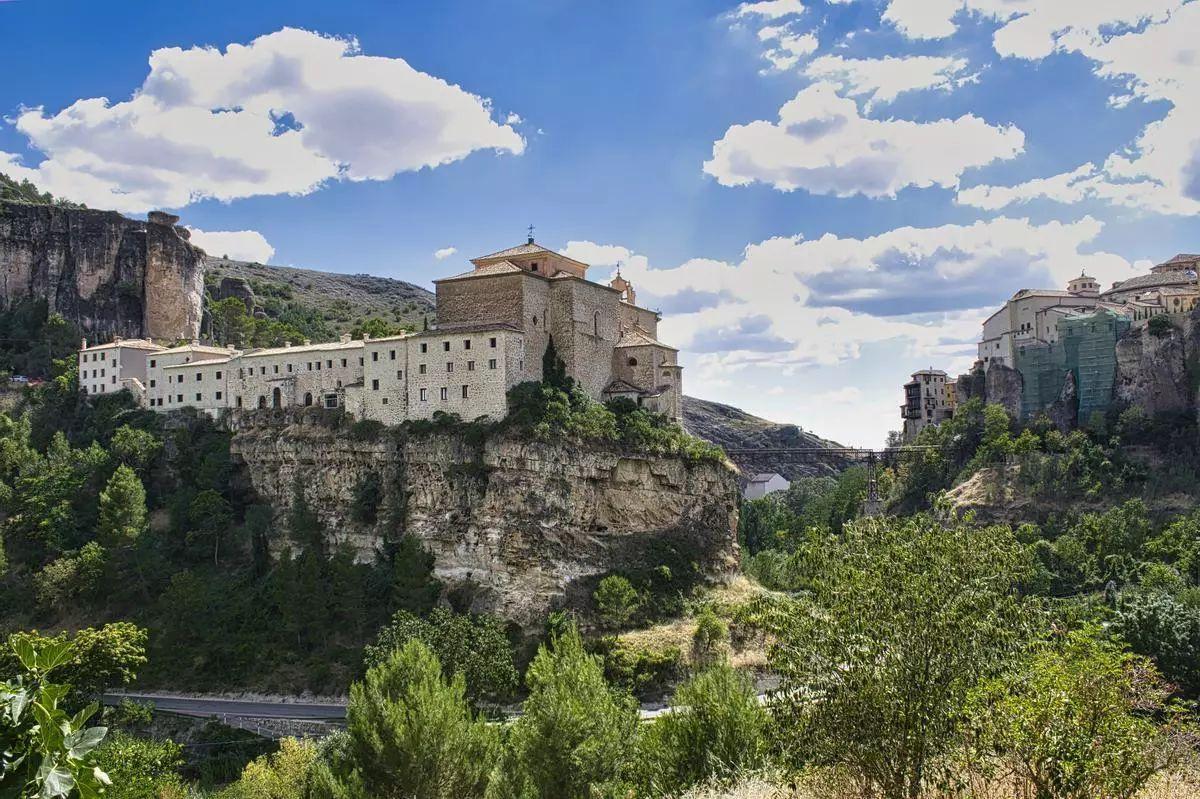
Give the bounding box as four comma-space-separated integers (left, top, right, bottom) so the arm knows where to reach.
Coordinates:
883, 1, 1200, 216
735, 0, 806, 18
757, 24, 820, 71
433, 246, 458, 260
0, 27, 524, 213
704, 81, 1024, 197
804, 54, 975, 106
186, 227, 275, 263
573, 215, 1135, 380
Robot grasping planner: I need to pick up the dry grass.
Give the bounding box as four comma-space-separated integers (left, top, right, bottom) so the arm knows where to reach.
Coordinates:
678, 768, 1200, 799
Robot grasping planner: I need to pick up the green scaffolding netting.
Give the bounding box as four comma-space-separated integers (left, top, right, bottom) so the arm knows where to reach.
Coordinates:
1013, 309, 1130, 422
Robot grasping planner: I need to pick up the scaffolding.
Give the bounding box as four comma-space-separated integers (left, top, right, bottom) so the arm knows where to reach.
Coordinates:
1012, 309, 1129, 421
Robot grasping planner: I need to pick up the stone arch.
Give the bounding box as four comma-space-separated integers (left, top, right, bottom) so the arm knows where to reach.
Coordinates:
257, 395, 267, 409
304, 392, 313, 406
272, 387, 282, 408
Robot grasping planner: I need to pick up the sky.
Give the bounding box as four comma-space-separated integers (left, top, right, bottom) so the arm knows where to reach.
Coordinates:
2, 0, 1199, 446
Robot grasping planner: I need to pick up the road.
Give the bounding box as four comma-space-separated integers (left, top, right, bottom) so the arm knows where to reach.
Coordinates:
104, 693, 347, 721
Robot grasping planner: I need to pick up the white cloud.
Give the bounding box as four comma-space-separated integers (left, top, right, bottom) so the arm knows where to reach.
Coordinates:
561, 240, 642, 269
756, 24, 820, 71
578, 215, 1135, 382
186, 227, 276, 263
0, 27, 524, 213
704, 81, 1024, 197
433, 246, 458, 260
883, 1, 1200, 216
804, 54, 975, 106
735, 0, 805, 18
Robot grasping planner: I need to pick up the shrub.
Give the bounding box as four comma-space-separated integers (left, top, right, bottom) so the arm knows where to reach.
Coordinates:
969, 629, 1190, 799
349, 472, 383, 526
692, 608, 728, 667
348, 419, 385, 441
595, 637, 682, 698
363, 608, 519, 704
594, 574, 641, 630
1115, 590, 1200, 697
213, 737, 317, 799
1148, 314, 1176, 338
310, 639, 499, 799
638, 664, 769, 796
93, 733, 185, 799
494, 624, 640, 799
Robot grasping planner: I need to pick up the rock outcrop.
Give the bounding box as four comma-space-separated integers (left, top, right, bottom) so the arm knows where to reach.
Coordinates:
229, 411, 740, 629
1114, 323, 1191, 415
0, 202, 205, 341
984, 363, 1024, 419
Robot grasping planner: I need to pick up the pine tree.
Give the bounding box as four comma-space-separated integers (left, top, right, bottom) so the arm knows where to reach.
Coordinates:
541, 336, 573, 391
391, 534, 441, 614
97, 464, 147, 548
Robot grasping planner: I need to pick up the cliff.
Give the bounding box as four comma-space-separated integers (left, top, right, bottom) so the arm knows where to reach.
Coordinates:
228, 411, 740, 629
0, 203, 205, 341
1114, 321, 1192, 415
682, 395, 851, 480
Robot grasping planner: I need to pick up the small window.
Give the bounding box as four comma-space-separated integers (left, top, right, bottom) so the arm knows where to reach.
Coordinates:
342, 358, 348, 368
216, 391, 223, 400
467, 360, 475, 371
461, 385, 469, 399
628, 357, 638, 367
196, 373, 202, 381
447, 362, 454, 373
236, 396, 243, 408
419, 388, 428, 401
389, 350, 396, 360
489, 359, 497, 370
532, 315, 538, 326
396, 370, 403, 379
463, 340, 471, 350
149, 379, 156, 388
326, 360, 332, 369
287, 363, 293, 373
239, 368, 244, 378
489, 337, 497, 348
419, 364, 427, 375
100, 353, 106, 361
420, 343, 428, 353
372, 352, 379, 362
273, 365, 279, 374
372, 379, 380, 390
216, 371, 222, 379
307, 362, 313, 371
440, 387, 448, 401
149, 359, 156, 368
177, 394, 183, 403
443, 341, 450, 352
260, 366, 266, 375
382, 397, 389, 405
316, 362, 321, 370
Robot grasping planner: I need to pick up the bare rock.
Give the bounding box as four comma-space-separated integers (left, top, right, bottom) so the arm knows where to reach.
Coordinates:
216, 276, 256, 312
984, 362, 1024, 419
1115, 324, 1191, 414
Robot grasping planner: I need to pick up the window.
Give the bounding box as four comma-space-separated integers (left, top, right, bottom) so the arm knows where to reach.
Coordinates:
463, 340, 471, 350
196, 373, 202, 381
342, 359, 348, 368
382, 397, 389, 405
532, 315, 538, 326
628, 357, 638, 367
372, 379, 380, 390
100, 353, 106, 361
101, 369, 106, 377
443, 341, 450, 352
236, 396, 243, 408
216, 371, 222, 379
287, 364, 293, 373
324, 394, 338, 409
177, 394, 183, 403
358, 357, 363, 366
216, 391, 223, 400
467, 360, 475, 371
260, 366, 266, 375
420, 343, 428, 353
419, 364, 427, 375
273, 365, 279, 374
447, 362, 454, 373
372, 351, 379, 362
440, 387, 448, 401
149, 379, 156, 388
461, 385, 469, 399
326, 360, 332, 369
304, 392, 313, 406
150, 359, 156, 368
307, 362, 313, 371
489, 337, 497, 348
389, 350, 396, 360
396, 370, 403, 379
195, 393, 202, 402
488, 359, 497, 370
239, 368, 244, 378
316, 362, 321, 370
419, 388, 428, 401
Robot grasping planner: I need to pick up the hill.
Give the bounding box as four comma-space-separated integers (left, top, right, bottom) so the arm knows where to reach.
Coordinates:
205, 256, 435, 335
682, 395, 852, 479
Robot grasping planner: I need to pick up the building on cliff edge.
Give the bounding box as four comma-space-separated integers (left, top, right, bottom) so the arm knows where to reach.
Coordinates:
899, 368, 957, 442
78, 238, 684, 423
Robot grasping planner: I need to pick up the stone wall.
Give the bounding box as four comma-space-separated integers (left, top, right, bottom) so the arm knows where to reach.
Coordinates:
0, 202, 204, 341
228, 411, 740, 629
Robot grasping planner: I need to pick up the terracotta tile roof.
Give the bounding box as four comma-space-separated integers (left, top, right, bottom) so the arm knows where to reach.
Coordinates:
438, 261, 525, 281
416, 322, 524, 337
1103, 271, 1195, 296
603, 379, 645, 395
241, 339, 363, 358
472, 242, 553, 262
81, 338, 165, 352
614, 328, 677, 350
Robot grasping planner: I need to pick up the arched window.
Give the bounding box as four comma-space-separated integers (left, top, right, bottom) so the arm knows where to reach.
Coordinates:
257, 395, 267, 409
628, 357, 638, 367
272, 387, 282, 408
532, 315, 538, 326
304, 392, 313, 406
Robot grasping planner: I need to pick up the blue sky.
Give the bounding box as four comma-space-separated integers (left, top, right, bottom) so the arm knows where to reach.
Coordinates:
3, 0, 1199, 445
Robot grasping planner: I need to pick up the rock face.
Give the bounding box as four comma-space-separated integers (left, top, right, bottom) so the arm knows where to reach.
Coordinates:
228, 411, 740, 629
681, 395, 851, 480
215, 276, 256, 313
1114, 324, 1191, 415
984, 363, 1024, 419
0, 202, 204, 341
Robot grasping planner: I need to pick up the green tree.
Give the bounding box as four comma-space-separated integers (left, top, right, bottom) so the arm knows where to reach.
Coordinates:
92, 733, 185, 799
0, 637, 112, 798
363, 608, 518, 704
638, 663, 769, 797
764, 513, 1034, 799
593, 574, 640, 631
97, 465, 147, 549
310, 639, 499, 799
389, 534, 441, 614
495, 624, 640, 799
4, 624, 148, 706
541, 336, 572, 391
213, 737, 316, 799
969, 629, 1189, 799
187, 489, 234, 566
34, 542, 106, 612
1115, 589, 1200, 698
108, 426, 162, 475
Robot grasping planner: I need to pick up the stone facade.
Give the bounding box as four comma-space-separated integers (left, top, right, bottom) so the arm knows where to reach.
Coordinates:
79, 239, 684, 424
899, 369, 956, 441
77, 337, 164, 400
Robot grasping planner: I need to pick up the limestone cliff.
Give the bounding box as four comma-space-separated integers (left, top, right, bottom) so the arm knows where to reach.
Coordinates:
0, 202, 204, 341
1114, 322, 1192, 414
228, 411, 740, 629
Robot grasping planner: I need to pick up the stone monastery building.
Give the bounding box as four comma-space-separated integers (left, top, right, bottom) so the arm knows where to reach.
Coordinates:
78, 239, 684, 423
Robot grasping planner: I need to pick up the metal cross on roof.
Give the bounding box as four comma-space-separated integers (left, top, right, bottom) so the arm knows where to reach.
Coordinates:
527, 223, 535, 244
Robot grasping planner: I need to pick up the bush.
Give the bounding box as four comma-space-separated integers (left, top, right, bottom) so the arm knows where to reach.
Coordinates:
310, 639, 499, 799
494, 624, 640, 799
1148, 314, 1176, 338
93, 733, 185, 799
363, 608, 519, 704
1115, 589, 1200, 697
969, 629, 1190, 799
213, 737, 317, 799
594, 574, 640, 631
692, 608, 728, 667
595, 637, 682, 698
638, 663, 769, 796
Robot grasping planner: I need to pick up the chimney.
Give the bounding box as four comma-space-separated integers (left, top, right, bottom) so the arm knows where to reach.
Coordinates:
113, 336, 123, 344
81, 338, 88, 350
284, 341, 292, 348
339, 333, 351, 344
304, 339, 313, 346
363, 334, 371, 342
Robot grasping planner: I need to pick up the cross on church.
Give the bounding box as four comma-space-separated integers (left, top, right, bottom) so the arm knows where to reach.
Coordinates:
527, 223, 535, 244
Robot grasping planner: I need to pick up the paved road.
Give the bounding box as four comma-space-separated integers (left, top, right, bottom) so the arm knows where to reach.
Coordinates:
104, 693, 347, 720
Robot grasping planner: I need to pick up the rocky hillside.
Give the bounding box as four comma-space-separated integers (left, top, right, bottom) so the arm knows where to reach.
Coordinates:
0, 201, 204, 341
206, 257, 434, 333
682, 395, 852, 480
229, 411, 740, 630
